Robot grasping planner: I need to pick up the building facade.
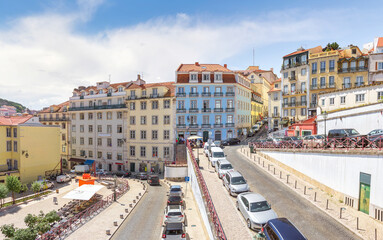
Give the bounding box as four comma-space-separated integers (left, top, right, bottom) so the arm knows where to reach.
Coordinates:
267, 78, 282, 131
0, 116, 60, 183
0, 105, 17, 116
125, 80, 175, 173
366, 37, 383, 83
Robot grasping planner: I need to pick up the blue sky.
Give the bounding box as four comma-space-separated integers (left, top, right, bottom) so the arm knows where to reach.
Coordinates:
0, 0, 382, 109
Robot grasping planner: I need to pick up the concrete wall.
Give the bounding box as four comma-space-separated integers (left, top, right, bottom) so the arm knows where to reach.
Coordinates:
261, 150, 383, 216
164, 165, 187, 179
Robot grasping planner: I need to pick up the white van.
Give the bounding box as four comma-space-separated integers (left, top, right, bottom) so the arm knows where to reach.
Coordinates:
216, 159, 234, 179
204, 142, 216, 157
208, 147, 226, 167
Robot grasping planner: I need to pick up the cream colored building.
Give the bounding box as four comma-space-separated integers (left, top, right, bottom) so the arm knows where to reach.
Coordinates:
267, 79, 282, 130
125, 80, 175, 173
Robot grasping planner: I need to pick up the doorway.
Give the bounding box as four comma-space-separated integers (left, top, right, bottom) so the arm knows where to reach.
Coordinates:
359, 172, 371, 214
130, 162, 135, 172
203, 131, 209, 142
215, 130, 221, 141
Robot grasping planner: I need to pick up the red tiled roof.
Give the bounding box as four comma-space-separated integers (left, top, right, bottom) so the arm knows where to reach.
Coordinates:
127, 82, 175, 97
0, 115, 33, 126
377, 37, 383, 48
176, 73, 236, 84
177, 63, 232, 73
283, 46, 322, 58
39, 101, 69, 113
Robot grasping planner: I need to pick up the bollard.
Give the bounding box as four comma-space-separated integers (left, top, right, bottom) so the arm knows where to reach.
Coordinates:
280, 171, 282, 179
326, 199, 329, 210
114, 221, 118, 226
375, 228, 377, 240
294, 180, 297, 189
258, 157, 260, 164
286, 174, 290, 184
356, 217, 359, 230
125, 209, 129, 213
314, 192, 317, 202
263, 161, 265, 167
120, 214, 124, 219
339, 208, 343, 219
133, 200, 136, 203
268, 164, 270, 171
106, 230, 111, 235
139, 192, 142, 196
254, 155, 256, 161
304, 186, 307, 195
129, 203, 132, 208
273, 167, 276, 175
136, 196, 139, 199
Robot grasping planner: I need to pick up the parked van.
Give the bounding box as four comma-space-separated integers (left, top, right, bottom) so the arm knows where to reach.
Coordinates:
223, 171, 249, 196
208, 147, 226, 167
56, 174, 71, 183
204, 142, 216, 157
216, 159, 234, 179
73, 165, 90, 173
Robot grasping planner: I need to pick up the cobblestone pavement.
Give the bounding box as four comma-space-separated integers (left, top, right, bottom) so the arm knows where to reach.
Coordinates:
226, 145, 362, 240
195, 149, 253, 240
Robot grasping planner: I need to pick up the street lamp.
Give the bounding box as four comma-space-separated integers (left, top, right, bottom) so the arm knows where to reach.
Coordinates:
322, 111, 328, 141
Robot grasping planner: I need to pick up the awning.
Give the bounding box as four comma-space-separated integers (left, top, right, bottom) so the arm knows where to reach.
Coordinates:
69, 158, 85, 163
280, 120, 288, 125
187, 136, 203, 140
115, 162, 123, 165
83, 160, 95, 165
63, 184, 104, 201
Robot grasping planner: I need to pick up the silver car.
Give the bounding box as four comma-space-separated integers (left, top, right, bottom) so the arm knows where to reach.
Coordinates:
236, 192, 278, 230
164, 205, 186, 224
161, 222, 186, 240
216, 159, 234, 179
169, 185, 183, 197
223, 171, 250, 196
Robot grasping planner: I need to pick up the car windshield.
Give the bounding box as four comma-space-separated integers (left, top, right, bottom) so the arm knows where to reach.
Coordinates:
213, 152, 225, 158
290, 137, 299, 140
170, 188, 181, 192
165, 229, 182, 235
168, 212, 182, 216
250, 201, 271, 212
315, 135, 324, 139
220, 164, 233, 170
231, 176, 246, 185
345, 129, 359, 135
169, 196, 181, 201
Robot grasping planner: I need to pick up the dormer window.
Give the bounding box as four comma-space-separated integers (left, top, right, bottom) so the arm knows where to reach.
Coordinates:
118, 87, 123, 92
130, 90, 136, 97
99, 89, 104, 94
152, 88, 158, 95
190, 73, 198, 82
90, 90, 94, 95
214, 73, 222, 82
81, 92, 85, 96
142, 90, 147, 96
202, 73, 210, 82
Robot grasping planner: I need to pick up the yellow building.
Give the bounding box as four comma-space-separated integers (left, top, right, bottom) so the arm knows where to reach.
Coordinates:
0, 115, 60, 183
267, 78, 282, 130
125, 81, 175, 173
37, 101, 71, 170
250, 91, 263, 126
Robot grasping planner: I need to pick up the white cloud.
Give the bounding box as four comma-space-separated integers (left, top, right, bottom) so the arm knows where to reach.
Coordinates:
0, 4, 368, 109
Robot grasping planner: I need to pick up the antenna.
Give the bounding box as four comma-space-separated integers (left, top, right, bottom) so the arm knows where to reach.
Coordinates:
252, 48, 255, 66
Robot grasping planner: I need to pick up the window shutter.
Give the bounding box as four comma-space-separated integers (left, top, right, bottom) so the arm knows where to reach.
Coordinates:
376, 62, 378, 70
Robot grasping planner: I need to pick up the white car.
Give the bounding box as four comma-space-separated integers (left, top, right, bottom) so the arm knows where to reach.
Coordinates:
236, 192, 278, 230
208, 147, 226, 167
164, 205, 186, 224
223, 171, 250, 196
203, 142, 216, 157
56, 174, 71, 183
216, 160, 234, 178
36, 180, 55, 190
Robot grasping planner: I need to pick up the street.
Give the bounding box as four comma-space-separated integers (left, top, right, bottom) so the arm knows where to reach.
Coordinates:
112, 183, 167, 240
223, 145, 361, 240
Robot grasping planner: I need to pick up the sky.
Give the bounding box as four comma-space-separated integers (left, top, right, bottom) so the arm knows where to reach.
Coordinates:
0, 0, 382, 110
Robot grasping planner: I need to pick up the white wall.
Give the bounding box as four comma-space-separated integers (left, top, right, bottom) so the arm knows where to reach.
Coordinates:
261, 150, 383, 212
164, 166, 187, 178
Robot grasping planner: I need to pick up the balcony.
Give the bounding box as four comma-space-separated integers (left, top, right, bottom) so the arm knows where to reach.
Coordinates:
342, 83, 351, 89
69, 104, 126, 111
225, 108, 234, 112
310, 85, 318, 90
201, 92, 211, 97
282, 103, 289, 108
189, 93, 199, 97
201, 108, 211, 113
189, 108, 199, 113
214, 123, 223, 128
289, 75, 296, 81
329, 83, 336, 88
358, 66, 367, 71
149, 94, 160, 98
355, 82, 365, 87
201, 124, 211, 128
214, 108, 223, 112
40, 117, 67, 121
189, 124, 199, 129
319, 84, 327, 89
225, 123, 235, 127
176, 92, 186, 97
127, 95, 137, 100
312, 69, 317, 74
297, 101, 307, 106
176, 124, 186, 128
320, 68, 326, 73
226, 92, 235, 97
176, 108, 187, 113
329, 67, 335, 72
272, 113, 279, 118
214, 92, 224, 97
310, 103, 317, 108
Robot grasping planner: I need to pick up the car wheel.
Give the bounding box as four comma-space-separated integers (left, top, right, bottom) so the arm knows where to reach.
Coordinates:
247, 219, 252, 229
230, 189, 233, 196
236, 201, 239, 210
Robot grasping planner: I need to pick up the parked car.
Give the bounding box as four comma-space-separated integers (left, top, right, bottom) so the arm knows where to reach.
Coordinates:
261, 218, 307, 240
56, 174, 71, 183
115, 170, 131, 178
169, 185, 183, 197
216, 159, 234, 179
161, 222, 186, 240
204, 142, 216, 157
164, 205, 186, 224
221, 138, 241, 146
73, 165, 90, 173
37, 180, 54, 190
223, 171, 250, 196
148, 174, 160, 186
236, 192, 278, 230
136, 172, 148, 180
167, 196, 184, 207
96, 168, 108, 175
282, 136, 303, 148
208, 147, 226, 167
367, 129, 383, 147
327, 129, 367, 147
302, 135, 325, 148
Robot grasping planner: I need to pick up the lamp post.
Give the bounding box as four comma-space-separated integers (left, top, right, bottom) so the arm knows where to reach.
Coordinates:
323, 111, 328, 141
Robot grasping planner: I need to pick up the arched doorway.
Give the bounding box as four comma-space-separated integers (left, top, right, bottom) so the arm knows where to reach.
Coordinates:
215, 130, 221, 141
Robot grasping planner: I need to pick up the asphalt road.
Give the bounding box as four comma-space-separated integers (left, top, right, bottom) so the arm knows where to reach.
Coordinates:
112, 183, 167, 240
224, 145, 361, 240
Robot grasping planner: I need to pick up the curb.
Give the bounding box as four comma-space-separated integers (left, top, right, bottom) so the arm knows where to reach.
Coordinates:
238, 148, 365, 240
108, 180, 148, 239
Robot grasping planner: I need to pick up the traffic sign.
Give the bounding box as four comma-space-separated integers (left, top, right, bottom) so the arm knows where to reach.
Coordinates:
185, 176, 190, 182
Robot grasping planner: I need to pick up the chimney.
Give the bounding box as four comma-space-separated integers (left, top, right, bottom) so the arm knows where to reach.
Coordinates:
195, 62, 200, 66
224, 64, 227, 68
137, 74, 141, 80
270, 68, 274, 72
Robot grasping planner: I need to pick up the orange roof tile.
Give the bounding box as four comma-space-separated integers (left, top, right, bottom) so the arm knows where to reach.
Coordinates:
127, 82, 175, 97
283, 46, 322, 58
177, 63, 232, 72
377, 37, 383, 48
0, 115, 33, 126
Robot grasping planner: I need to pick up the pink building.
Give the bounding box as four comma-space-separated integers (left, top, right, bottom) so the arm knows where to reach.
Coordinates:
0, 105, 17, 116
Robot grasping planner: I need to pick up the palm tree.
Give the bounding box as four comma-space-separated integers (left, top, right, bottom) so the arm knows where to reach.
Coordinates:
31, 182, 41, 198
5, 176, 21, 204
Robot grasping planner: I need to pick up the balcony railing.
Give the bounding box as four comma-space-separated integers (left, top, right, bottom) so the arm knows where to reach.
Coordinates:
282, 103, 289, 108
176, 124, 186, 128
189, 124, 199, 129
40, 117, 67, 121
69, 104, 126, 111
225, 123, 235, 127
320, 68, 326, 73
176, 92, 186, 97
176, 108, 187, 113
329, 67, 335, 72
298, 101, 307, 106
355, 82, 365, 87
310, 85, 318, 90
358, 66, 367, 71
329, 83, 336, 88
282, 89, 305, 96
127, 95, 137, 100
201, 92, 211, 97
201, 108, 211, 113
312, 69, 317, 74
226, 108, 235, 112
289, 75, 296, 81
214, 92, 224, 97
214, 123, 223, 128
225, 92, 235, 96
342, 83, 351, 89
201, 124, 211, 128
149, 94, 160, 98
214, 108, 223, 112
310, 103, 317, 108
320, 84, 327, 89
272, 113, 279, 117
189, 93, 199, 97
189, 108, 199, 113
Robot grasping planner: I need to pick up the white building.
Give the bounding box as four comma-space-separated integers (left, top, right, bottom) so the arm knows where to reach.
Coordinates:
364, 37, 383, 83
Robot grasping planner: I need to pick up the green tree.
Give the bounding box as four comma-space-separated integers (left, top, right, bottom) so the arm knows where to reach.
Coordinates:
324, 42, 340, 51
0, 184, 9, 208
5, 176, 21, 204
20, 184, 28, 195
0, 224, 15, 238
31, 181, 41, 198
13, 228, 36, 240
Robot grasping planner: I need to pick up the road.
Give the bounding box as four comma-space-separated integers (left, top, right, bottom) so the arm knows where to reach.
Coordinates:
112, 183, 167, 240
224, 145, 361, 240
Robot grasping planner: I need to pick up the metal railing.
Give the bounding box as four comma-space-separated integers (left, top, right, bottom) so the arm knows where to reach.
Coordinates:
189, 108, 199, 113
201, 92, 211, 97
225, 123, 235, 127
225, 92, 235, 96
69, 104, 126, 111
214, 108, 223, 112
187, 143, 226, 240
189, 93, 199, 97
225, 108, 234, 112
201, 108, 211, 113
176, 93, 186, 97
214, 92, 224, 97
176, 108, 187, 113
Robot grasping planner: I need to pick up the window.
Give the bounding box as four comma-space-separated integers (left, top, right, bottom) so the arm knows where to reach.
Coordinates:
130, 116, 136, 125
356, 76, 364, 86
283, 109, 288, 117
203, 100, 209, 109
283, 85, 288, 94
107, 112, 112, 120
215, 100, 222, 108
291, 83, 296, 92
141, 116, 146, 125
215, 73, 222, 82
117, 125, 122, 133
378, 62, 383, 70
141, 101, 147, 110
118, 86, 124, 92
72, 137, 76, 144
190, 73, 197, 81
164, 100, 170, 109
178, 100, 185, 109
322, 99, 325, 106
203, 73, 210, 81
152, 130, 158, 139
152, 88, 158, 96
311, 78, 317, 88
107, 99, 112, 105
89, 125, 93, 132
164, 115, 170, 124
117, 153, 122, 160
190, 115, 197, 124
343, 77, 351, 88
291, 109, 296, 117
215, 87, 222, 93
330, 98, 335, 105
130, 102, 135, 110
97, 151, 102, 158
320, 61, 326, 72
203, 86, 209, 93
329, 60, 335, 71
80, 125, 84, 132
164, 147, 170, 158
88, 150, 93, 158
72, 149, 76, 156
152, 147, 158, 157
320, 77, 326, 87
130, 130, 136, 139
88, 113, 93, 120
178, 87, 185, 93
97, 125, 102, 132
301, 82, 306, 92
140, 147, 146, 157
341, 96, 346, 104
13, 141, 17, 152
141, 130, 147, 139
312, 62, 317, 73
190, 100, 197, 109
342, 62, 348, 71
301, 54, 307, 64
130, 90, 136, 97
130, 146, 136, 156
72, 125, 76, 132
117, 112, 123, 119
80, 113, 84, 120
97, 138, 102, 146
215, 115, 222, 124
89, 137, 93, 145
301, 68, 306, 76
62, 134, 66, 141
107, 138, 112, 147
178, 116, 185, 124
203, 115, 209, 124
329, 76, 335, 87
152, 101, 159, 109
301, 108, 306, 116
356, 94, 365, 102
142, 90, 146, 96
227, 115, 233, 123
164, 130, 170, 140
107, 152, 112, 160
191, 87, 197, 93
79, 137, 84, 145
152, 116, 158, 125
97, 100, 102, 106
117, 139, 123, 147
352, 48, 356, 54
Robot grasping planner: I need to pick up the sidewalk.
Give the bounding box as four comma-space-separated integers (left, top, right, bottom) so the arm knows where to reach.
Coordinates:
67, 180, 146, 240
240, 147, 383, 240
